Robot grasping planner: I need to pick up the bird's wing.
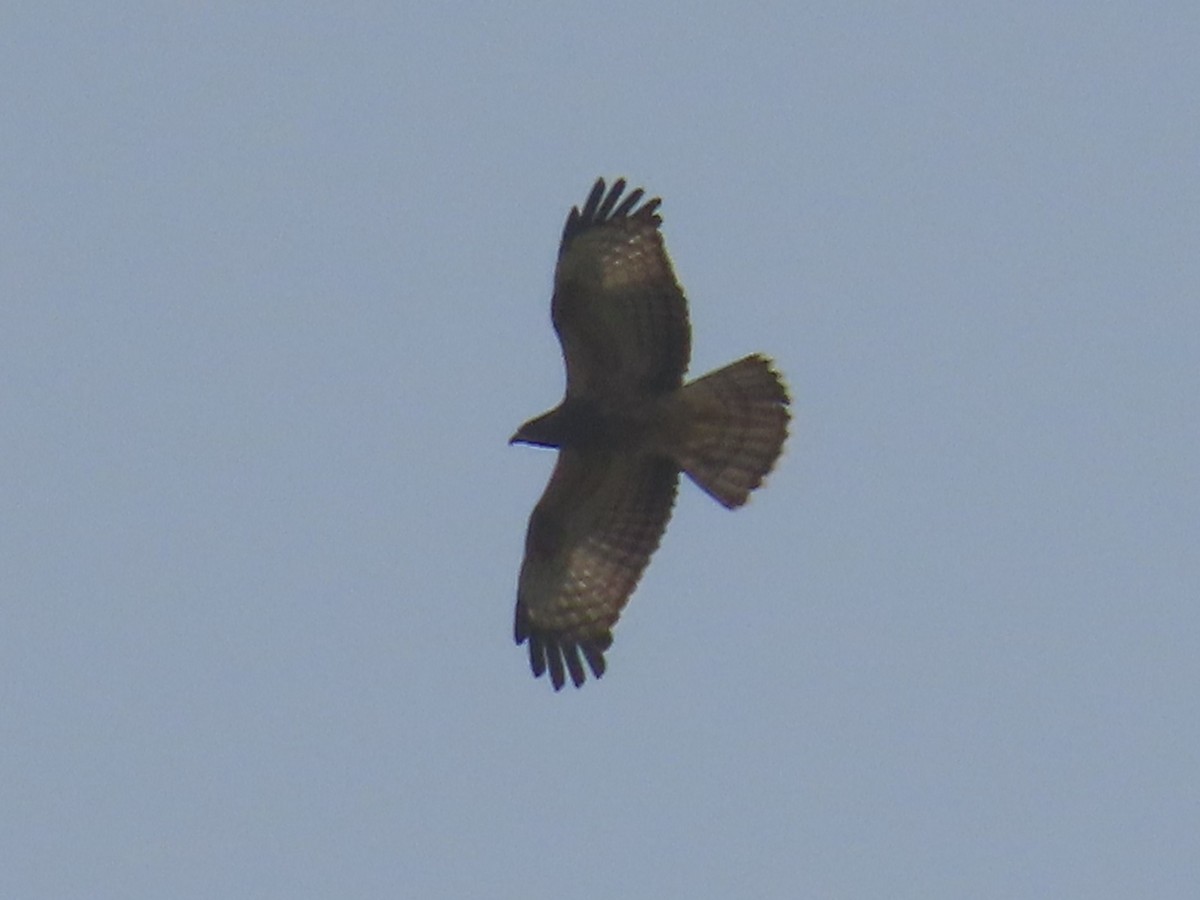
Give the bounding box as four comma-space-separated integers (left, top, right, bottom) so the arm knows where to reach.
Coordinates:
551, 178, 691, 400
514, 446, 679, 689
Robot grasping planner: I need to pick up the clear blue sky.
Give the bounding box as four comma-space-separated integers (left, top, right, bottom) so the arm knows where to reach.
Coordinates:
3, 4, 1196, 898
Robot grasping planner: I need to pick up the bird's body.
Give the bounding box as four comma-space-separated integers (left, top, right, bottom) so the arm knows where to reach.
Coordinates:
511, 178, 790, 690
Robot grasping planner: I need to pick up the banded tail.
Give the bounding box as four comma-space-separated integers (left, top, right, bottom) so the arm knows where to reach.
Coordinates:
671, 354, 790, 508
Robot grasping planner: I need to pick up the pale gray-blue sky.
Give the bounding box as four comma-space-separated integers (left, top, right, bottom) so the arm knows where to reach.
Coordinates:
2, 4, 1197, 898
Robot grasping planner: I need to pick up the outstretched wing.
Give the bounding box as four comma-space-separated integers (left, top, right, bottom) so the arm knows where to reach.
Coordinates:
514, 448, 679, 690
552, 178, 691, 400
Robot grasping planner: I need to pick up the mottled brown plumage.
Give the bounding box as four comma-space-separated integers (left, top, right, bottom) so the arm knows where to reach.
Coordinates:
511, 178, 790, 690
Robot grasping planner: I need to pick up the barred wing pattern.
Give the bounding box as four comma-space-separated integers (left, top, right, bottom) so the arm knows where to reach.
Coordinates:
515, 450, 679, 689
511, 178, 789, 691
552, 179, 691, 398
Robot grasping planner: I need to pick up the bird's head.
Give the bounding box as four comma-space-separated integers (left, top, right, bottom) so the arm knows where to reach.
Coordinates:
510, 407, 568, 449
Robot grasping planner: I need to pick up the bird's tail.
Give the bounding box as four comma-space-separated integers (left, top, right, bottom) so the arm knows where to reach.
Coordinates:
670, 354, 790, 509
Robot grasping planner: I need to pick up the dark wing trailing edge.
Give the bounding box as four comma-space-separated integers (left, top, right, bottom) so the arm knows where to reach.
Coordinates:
551, 178, 689, 400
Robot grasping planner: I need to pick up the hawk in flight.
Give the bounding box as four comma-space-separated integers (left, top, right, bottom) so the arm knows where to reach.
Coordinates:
511, 178, 790, 690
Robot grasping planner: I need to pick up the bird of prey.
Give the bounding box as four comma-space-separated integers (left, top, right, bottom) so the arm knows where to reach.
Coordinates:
510, 178, 790, 690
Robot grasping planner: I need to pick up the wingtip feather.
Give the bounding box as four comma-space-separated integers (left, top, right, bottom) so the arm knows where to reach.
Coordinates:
560, 177, 663, 251
516, 615, 612, 691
